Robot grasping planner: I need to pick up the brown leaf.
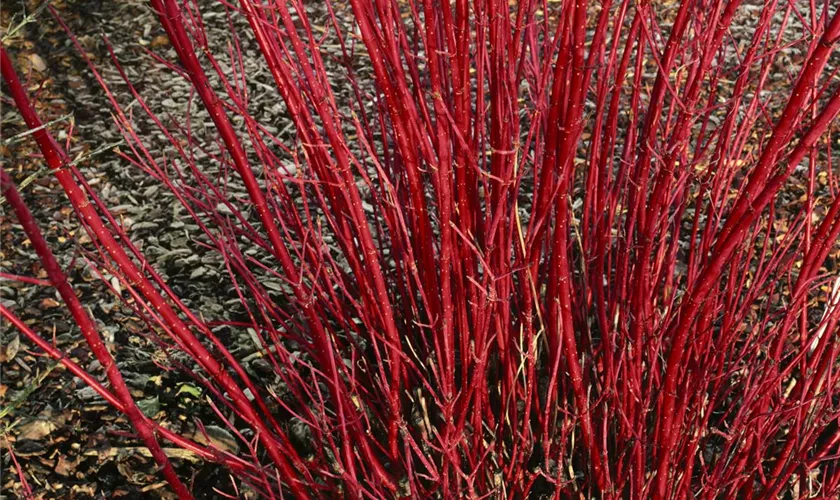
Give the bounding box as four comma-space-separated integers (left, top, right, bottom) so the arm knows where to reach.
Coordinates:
40, 298, 61, 309
27, 54, 47, 72
17, 418, 57, 441
54, 455, 81, 476
186, 425, 240, 454
150, 35, 170, 48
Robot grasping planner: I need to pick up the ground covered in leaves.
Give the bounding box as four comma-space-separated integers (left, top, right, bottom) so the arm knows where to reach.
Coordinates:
0, 0, 291, 497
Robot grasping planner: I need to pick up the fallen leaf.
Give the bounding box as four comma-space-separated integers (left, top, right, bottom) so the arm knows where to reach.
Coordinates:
40, 298, 61, 309
14, 440, 47, 457
27, 54, 47, 72
150, 35, 169, 47
136, 396, 160, 418
187, 425, 240, 454
17, 418, 57, 441
55, 455, 81, 476
176, 383, 201, 399
1, 333, 20, 362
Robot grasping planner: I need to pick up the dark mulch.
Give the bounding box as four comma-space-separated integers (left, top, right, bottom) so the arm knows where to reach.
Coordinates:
1, 0, 265, 497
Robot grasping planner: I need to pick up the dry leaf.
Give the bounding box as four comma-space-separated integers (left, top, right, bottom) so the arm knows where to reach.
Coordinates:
150, 35, 169, 48
187, 425, 240, 454
54, 455, 81, 476
27, 54, 47, 72
1, 333, 20, 362
17, 418, 57, 441
40, 298, 61, 309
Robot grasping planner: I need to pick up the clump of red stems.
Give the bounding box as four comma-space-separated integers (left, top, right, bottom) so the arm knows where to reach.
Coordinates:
2, 0, 840, 497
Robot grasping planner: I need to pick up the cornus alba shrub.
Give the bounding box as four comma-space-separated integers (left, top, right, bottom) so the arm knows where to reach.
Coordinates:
2, 0, 840, 497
